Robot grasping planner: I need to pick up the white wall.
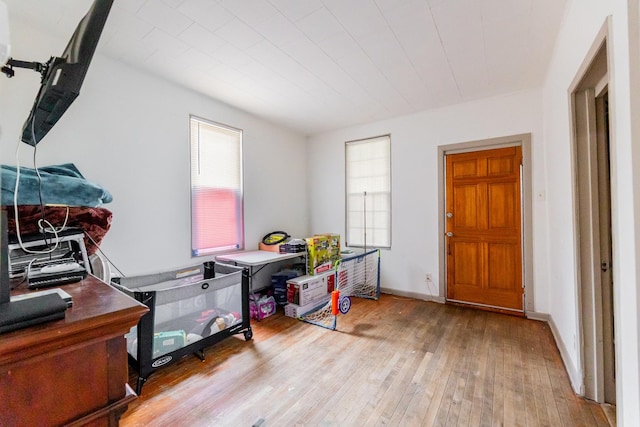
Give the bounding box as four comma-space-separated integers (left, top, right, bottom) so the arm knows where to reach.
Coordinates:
542, 0, 640, 424
307, 89, 548, 310
0, 19, 309, 276
540, 0, 612, 394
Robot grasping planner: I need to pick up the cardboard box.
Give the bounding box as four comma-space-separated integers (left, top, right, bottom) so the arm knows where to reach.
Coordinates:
286, 271, 335, 306
279, 240, 307, 253
153, 330, 186, 357
320, 233, 341, 262
259, 241, 282, 253
313, 262, 333, 275
284, 294, 331, 318
306, 233, 341, 275
271, 271, 298, 305
305, 235, 328, 275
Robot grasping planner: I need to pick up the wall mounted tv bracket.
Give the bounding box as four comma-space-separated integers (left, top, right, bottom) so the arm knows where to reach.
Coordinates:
2, 57, 59, 79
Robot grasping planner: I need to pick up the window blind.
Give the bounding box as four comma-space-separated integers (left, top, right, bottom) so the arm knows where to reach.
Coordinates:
345, 135, 391, 248
190, 116, 244, 256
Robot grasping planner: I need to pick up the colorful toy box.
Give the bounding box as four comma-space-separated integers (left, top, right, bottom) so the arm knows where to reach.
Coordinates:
323, 233, 341, 262
305, 233, 341, 275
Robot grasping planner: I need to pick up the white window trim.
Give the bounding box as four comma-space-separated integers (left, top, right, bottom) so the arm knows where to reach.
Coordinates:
189, 115, 244, 256
345, 134, 392, 249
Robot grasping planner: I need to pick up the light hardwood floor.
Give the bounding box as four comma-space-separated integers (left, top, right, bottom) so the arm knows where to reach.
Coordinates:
121, 295, 609, 427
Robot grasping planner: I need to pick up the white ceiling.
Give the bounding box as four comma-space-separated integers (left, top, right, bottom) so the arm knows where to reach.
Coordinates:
6, 0, 568, 135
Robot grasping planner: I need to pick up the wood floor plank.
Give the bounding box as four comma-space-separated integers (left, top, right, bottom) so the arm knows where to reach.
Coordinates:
490, 315, 507, 427
504, 317, 525, 427
395, 304, 450, 425
120, 295, 608, 427
519, 322, 542, 426
467, 312, 490, 427
425, 308, 470, 426
451, 309, 483, 427
294, 298, 406, 425
362, 334, 423, 423
317, 335, 398, 424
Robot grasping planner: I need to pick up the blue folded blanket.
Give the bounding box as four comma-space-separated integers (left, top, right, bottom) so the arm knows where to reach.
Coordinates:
1, 163, 113, 207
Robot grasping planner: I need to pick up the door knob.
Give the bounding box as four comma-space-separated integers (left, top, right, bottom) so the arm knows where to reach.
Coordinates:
446, 212, 453, 218
446, 232, 453, 237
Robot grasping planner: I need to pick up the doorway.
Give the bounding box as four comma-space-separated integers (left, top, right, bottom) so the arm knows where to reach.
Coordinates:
444, 146, 524, 314
571, 34, 615, 405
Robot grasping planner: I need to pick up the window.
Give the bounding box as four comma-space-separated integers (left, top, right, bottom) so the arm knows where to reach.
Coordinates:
190, 116, 243, 256
345, 135, 391, 248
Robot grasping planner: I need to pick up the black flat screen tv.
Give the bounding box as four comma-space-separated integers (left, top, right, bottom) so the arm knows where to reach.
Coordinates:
20, 0, 113, 146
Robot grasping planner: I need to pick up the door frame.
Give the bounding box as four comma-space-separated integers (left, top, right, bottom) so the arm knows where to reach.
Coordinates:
568, 18, 615, 403
437, 134, 533, 313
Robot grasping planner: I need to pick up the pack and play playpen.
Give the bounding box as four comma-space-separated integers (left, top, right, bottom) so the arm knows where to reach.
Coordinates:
111, 262, 251, 394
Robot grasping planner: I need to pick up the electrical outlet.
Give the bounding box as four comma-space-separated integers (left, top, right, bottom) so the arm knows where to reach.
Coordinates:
425, 273, 433, 283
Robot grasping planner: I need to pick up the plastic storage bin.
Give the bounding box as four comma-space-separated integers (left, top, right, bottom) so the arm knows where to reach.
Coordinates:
110, 262, 251, 394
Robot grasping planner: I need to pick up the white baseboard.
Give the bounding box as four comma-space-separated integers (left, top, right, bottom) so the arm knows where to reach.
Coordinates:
546, 315, 583, 394
380, 288, 446, 303
525, 311, 549, 322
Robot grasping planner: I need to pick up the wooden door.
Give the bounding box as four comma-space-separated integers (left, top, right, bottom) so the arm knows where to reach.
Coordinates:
445, 146, 523, 313
596, 92, 615, 404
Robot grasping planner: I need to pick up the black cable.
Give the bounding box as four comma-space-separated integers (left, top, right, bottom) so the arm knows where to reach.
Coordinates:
30, 120, 52, 260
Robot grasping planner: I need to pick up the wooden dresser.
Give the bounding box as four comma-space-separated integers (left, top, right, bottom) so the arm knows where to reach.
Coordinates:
1, 275, 148, 426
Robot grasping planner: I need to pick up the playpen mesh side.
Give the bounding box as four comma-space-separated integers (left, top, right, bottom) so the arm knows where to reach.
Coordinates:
300, 249, 380, 330
111, 263, 245, 358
